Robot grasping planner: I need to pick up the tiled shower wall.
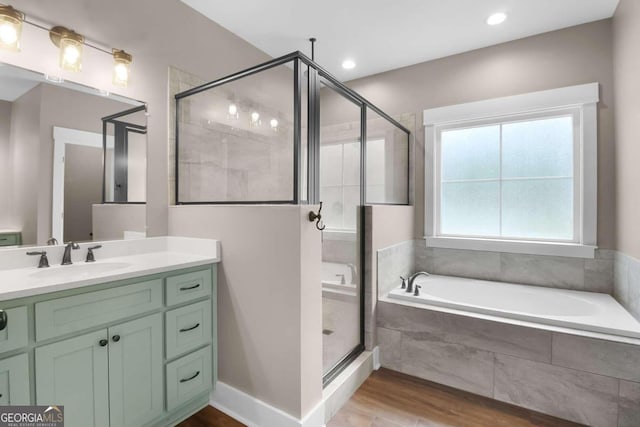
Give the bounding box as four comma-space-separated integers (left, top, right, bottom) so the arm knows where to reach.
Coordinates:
376, 240, 615, 298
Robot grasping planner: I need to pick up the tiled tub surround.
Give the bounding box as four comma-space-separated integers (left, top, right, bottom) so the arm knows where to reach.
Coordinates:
614, 252, 640, 321
415, 243, 615, 294
377, 300, 640, 427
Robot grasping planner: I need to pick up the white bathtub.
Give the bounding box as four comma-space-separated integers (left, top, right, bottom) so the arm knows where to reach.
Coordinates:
322, 262, 357, 298
388, 274, 640, 339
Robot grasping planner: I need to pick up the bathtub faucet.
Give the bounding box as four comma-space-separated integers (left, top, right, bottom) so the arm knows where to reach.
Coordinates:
406, 271, 430, 293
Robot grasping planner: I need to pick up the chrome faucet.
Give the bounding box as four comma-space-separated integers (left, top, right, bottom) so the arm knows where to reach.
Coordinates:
406, 271, 430, 293
61, 242, 80, 265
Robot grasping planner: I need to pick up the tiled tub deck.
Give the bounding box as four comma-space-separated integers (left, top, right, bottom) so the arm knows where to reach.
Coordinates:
376, 299, 640, 427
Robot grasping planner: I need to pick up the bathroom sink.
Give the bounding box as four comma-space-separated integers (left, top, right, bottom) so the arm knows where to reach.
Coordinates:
30, 262, 131, 279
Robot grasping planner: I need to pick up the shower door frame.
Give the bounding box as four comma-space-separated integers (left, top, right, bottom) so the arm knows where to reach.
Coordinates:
174, 51, 411, 386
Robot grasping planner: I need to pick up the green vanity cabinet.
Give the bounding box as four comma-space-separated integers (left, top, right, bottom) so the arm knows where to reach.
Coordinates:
0, 353, 30, 405
0, 232, 21, 247
0, 263, 217, 427
36, 329, 110, 427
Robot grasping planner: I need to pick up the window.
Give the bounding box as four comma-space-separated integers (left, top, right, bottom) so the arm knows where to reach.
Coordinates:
320, 141, 360, 230
424, 84, 598, 258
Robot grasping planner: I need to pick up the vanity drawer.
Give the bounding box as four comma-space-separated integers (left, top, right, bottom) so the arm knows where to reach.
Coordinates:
0, 353, 30, 405
166, 301, 211, 360
36, 279, 163, 341
166, 346, 212, 411
0, 233, 20, 247
165, 268, 212, 307
0, 306, 28, 353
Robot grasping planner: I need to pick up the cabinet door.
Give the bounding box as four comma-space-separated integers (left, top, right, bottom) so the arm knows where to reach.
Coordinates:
0, 353, 30, 404
36, 329, 109, 427
108, 313, 163, 427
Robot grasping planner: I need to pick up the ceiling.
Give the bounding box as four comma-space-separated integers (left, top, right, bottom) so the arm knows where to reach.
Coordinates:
181, 0, 619, 81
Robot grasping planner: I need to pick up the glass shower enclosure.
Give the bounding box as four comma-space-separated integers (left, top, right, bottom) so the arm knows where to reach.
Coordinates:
174, 51, 410, 385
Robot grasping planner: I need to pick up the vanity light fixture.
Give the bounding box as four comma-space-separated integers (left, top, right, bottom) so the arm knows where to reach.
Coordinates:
250, 111, 261, 127
270, 118, 278, 131
0, 4, 135, 86
0, 5, 24, 51
112, 49, 131, 87
227, 103, 239, 119
49, 26, 84, 72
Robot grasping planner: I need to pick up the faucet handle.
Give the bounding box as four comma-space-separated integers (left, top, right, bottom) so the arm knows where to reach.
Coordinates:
414, 285, 422, 296
27, 251, 50, 268
335, 273, 346, 285
85, 245, 103, 263
400, 276, 407, 289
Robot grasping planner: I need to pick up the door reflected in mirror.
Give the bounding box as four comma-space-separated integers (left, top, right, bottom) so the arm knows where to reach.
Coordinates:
0, 62, 147, 248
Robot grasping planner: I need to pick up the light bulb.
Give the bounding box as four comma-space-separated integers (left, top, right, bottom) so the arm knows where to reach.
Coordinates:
63, 45, 80, 65
270, 118, 278, 130
0, 6, 23, 51
228, 104, 237, 116
114, 63, 128, 81
0, 23, 17, 45
112, 49, 132, 87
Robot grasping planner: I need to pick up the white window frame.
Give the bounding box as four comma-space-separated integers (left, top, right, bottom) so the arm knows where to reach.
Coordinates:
423, 83, 599, 259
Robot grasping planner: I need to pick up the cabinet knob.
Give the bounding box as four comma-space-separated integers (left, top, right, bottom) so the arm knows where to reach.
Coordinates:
99, 339, 108, 347
112, 335, 120, 342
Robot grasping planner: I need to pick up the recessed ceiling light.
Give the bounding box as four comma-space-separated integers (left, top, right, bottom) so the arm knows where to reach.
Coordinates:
342, 59, 356, 70
487, 12, 507, 26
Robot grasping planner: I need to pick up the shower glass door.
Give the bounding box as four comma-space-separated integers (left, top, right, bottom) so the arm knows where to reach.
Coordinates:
318, 77, 364, 380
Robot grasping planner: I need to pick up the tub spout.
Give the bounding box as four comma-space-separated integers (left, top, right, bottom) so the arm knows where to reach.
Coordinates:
407, 271, 430, 293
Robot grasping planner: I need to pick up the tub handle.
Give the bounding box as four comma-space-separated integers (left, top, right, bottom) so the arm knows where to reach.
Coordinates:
308, 202, 326, 231
414, 285, 421, 296
400, 276, 407, 289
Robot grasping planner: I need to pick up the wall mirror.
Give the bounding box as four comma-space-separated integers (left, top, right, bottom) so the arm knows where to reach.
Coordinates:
0, 62, 147, 248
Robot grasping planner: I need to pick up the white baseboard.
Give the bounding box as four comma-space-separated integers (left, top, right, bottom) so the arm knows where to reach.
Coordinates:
210, 382, 325, 427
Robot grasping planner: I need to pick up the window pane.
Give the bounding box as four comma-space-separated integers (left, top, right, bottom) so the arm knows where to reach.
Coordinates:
320, 185, 343, 229
502, 178, 573, 240
502, 116, 573, 178
343, 142, 360, 186
320, 145, 343, 186
441, 125, 500, 181
441, 181, 500, 236
343, 185, 360, 230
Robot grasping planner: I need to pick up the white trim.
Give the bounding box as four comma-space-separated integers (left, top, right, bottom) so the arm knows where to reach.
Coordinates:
210, 382, 325, 427
51, 127, 113, 243
425, 236, 596, 259
423, 83, 599, 125
423, 83, 599, 258
322, 351, 373, 424
372, 346, 381, 370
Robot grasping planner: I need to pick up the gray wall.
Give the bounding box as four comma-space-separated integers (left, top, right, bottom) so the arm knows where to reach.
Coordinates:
613, 0, 640, 260
9, 86, 42, 245
0, 100, 12, 227
342, 20, 615, 249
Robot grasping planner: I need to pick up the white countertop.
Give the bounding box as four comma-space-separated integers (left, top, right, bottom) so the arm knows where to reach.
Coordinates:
0, 236, 220, 301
